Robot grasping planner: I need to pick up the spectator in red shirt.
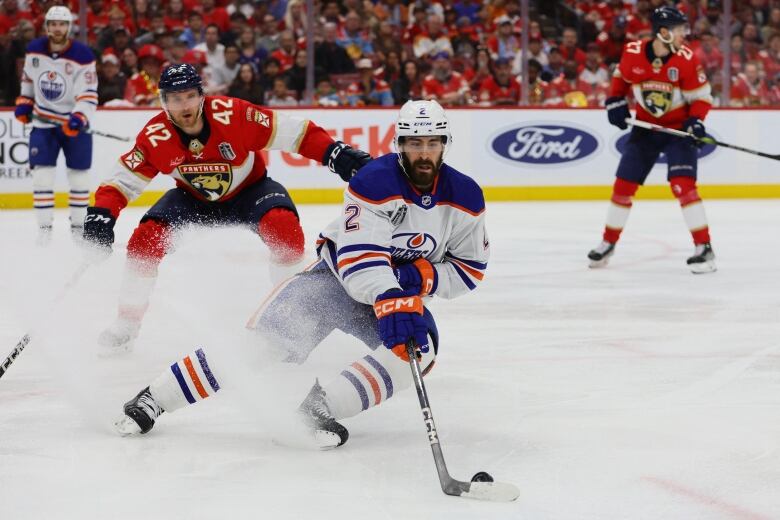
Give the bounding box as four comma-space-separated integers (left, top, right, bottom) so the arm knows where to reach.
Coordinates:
596, 15, 627, 65
0, 0, 33, 34
730, 33, 748, 74
579, 42, 609, 106
694, 30, 724, 80
413, 12, 454, 59
478, 57, 520, 106
201, 0, 230, 33
422, 51, 471, 106
626, 0, 652, 40
164, 0, 187, 33
759, 33, 780, 84
544, 59, 592, 108
392, 59, 423, 105
271, 30, 297, 71
559, 27, 586, 67
730, 60, 770, 107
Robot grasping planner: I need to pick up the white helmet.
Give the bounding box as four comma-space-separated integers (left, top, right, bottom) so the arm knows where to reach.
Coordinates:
45, 6, 73, 35
394, 100, 452, 155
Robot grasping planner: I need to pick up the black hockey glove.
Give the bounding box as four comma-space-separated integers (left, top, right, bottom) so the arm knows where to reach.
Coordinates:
605, 96, 630, 130
323, 141, 372, 182
83, 206, 116, 252
683, 117, 706, 148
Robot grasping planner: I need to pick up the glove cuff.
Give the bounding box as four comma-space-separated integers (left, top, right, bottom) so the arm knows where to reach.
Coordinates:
15, 96, 34, 106
322, 141, 344, 173
412, 258, 437, 296
374, 290, 423, 318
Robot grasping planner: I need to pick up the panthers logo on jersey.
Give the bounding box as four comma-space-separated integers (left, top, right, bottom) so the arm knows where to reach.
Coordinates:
179, 163, 233, 201
38, 70, 67, 102
640, 81, 673, 118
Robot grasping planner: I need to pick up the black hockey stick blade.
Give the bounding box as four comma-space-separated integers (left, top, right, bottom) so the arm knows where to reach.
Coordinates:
406, 340, 520, 502
0, 334, 31, 379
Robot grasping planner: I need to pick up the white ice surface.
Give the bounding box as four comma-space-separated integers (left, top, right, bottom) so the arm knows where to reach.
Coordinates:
1, 201, 779, 520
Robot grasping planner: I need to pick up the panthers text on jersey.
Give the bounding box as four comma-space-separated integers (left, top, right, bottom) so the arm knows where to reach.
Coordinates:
611, 39, 712, 129
20, 37, 97, 128
94, 96, 335, 216
316, 153, 490, 305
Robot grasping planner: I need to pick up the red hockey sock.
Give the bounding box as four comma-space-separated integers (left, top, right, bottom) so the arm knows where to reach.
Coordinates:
258, 208, 305, 264
127, 219, 171, 273
603, 178, 639, 243
670, 176, 710, 244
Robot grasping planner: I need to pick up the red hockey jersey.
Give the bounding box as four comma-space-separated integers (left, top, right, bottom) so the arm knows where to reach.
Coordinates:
611, 39, 712, 129
95, 96, 334, 216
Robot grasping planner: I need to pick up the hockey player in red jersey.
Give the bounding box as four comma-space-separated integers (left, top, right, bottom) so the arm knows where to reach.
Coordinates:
82, 64, 371, 354
588, 6, 716, 274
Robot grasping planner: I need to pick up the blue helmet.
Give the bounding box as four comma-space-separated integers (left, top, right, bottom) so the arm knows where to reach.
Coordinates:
651, 6, 688, 35
158, 63, 203, 96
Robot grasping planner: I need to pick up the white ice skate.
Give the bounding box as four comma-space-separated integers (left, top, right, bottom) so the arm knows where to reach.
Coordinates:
588, 240, 616, 268
687, 243, 716, 274
98, 318, 141, 356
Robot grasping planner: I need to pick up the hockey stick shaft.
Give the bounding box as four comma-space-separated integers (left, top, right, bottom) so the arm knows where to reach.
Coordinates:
0, 262, 90, 379
625, 118, 780, 161
30, 115, 131, 142
405, 339, 520, 501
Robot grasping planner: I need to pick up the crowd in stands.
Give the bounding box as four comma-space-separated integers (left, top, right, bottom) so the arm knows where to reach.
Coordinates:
2, 0, 780, 108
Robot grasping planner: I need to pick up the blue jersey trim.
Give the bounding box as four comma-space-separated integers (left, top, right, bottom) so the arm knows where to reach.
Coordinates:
341, 260, 390, 279
449, 262, 477, 291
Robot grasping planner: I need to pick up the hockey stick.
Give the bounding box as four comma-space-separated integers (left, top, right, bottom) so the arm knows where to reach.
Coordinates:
30, 114, 131, 142
625, 118, 780, 161
0, 261, 90, 379
405, 339, 520, 502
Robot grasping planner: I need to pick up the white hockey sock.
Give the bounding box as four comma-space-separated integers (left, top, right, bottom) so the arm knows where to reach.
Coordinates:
680, 201, 709, 233
150, 348, 222, 412
32, 166, 56, 228
67, 168, 90, 227
322, 346, 436, 420
604, 201, 632, 234
116, 259, 158, 324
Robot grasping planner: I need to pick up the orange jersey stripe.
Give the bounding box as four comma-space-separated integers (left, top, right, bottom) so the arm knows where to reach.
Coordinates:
451, 258, 484, 281
183, 356, 209, 399
351, 362, 382, 405
337, 251, 391, 270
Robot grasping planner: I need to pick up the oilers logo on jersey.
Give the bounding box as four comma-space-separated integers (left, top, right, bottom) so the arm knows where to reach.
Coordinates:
38, 70, 67, 102
179, 164, 233, 201
392, 232, 438, 262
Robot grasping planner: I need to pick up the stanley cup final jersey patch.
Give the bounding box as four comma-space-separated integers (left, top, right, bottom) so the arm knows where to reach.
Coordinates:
178, 163, 234, 201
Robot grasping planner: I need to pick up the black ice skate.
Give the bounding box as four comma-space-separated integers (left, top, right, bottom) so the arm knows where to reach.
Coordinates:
687, 243, 716, 274
115, 386, 164, 436
298, 380, 349, 450
588, 241, 616, 268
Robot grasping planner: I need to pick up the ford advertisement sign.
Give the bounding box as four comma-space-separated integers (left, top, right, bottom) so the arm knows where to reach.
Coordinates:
614, 132, 718, 161
490, 123, 601, 166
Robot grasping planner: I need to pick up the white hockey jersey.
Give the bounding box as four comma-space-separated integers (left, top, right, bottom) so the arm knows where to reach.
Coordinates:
20, 37, 98, 129
317, 153, 490, 305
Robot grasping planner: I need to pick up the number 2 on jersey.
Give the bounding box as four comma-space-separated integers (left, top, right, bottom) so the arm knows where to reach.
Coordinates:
344, 204, 360, 232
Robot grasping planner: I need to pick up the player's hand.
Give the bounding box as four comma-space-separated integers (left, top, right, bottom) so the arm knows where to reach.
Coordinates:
63, 112, 88, 137
83, 206, 116, 254
605, 96, 630, 130
323, 141, 372, 182
683, 117, 706, 148
374, 289, 429, 361
394, 258, 437, 296
14, 96, 34, 124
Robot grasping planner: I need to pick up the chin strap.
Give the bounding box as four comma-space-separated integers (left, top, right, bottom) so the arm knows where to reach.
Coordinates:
658, 32, 678, 53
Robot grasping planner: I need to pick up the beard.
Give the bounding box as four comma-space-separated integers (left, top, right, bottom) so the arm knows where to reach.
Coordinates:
48, 33, 68, 45
401, 153, 441, 190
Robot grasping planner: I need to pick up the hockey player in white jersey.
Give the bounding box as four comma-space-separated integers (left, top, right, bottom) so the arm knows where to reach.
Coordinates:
113, 101, 490, 449
14, 6, 97, 244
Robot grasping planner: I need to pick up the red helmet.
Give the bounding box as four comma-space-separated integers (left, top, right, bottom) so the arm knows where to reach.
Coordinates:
137, 44, 165, 62
182, 49, 208, 66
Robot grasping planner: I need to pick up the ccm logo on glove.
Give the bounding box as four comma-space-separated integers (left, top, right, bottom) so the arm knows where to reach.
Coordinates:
374, 296, 423, 318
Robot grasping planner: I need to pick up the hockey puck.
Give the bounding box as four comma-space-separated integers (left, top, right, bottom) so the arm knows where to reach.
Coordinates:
471, 471, 494, 483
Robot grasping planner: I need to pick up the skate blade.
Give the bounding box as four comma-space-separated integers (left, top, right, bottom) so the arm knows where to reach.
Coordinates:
588, 257, 611, 269
272, 429, 343, 451
689, 261, 717, 274
114, 415, 142, 436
